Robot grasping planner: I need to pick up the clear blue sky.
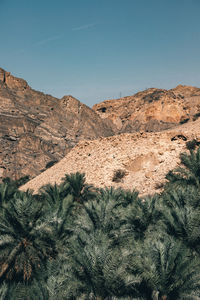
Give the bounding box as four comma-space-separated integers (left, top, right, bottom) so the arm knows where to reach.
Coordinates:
0, 0, 200, 106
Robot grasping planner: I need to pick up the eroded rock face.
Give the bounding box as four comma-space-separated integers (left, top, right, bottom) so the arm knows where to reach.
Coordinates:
93, 86, 200, 133
2, 67, 200, 187
21, 118, 200, 196
0, 68, 28, 90
0, 68, 114, 180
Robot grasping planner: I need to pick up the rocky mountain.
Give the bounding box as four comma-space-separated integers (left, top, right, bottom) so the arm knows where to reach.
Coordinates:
93, 85, 200, 133
0, 68, 114, 180
1, 67, 200, 190
21, 118, 200, 196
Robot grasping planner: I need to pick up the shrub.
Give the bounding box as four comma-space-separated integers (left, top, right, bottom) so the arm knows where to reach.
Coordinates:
193, 112, 200, 121
180, 117, 189, 124
45, 160, 58, 169
186, 139, 199, 150
112, 169, 127, 182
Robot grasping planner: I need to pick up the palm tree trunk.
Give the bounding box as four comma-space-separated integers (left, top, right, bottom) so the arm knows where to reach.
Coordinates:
152, 290, 159, 300
0, 241, 22, 278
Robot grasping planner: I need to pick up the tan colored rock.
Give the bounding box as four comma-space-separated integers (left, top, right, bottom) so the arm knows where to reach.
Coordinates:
0, 68, 114, 180
21, 119, 200, 196
0, 68, 28, 90
1, 67, 200, 189
93, 86, 200, 133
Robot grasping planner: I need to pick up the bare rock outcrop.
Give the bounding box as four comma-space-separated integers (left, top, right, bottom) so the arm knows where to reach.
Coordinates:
93, 86, 200, 133
21, 118, 200, 196
1, 67, 200, 189
0, 68, 29, 90
0, 68, 114, 180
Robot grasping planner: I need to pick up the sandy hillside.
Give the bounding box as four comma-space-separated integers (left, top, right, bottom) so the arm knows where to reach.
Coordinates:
21, 119, 200, 195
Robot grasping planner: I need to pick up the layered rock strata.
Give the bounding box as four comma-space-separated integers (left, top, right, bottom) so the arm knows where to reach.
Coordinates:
93, 85, 200, 133
0, 68, 114, 179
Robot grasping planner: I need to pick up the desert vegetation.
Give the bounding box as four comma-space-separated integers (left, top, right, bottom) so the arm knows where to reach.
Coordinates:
0, 148, 200, 299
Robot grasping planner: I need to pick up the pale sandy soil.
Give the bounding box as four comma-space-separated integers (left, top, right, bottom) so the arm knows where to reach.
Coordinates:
21, 119, 200, 196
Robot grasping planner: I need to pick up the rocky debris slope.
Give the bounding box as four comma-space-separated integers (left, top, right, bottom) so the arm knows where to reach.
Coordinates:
21, 118, 200, 196
0, 68, 114, 180
93, 85, 200, 133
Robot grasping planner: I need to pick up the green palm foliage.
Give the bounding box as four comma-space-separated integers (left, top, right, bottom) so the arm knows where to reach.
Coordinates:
2, 176, 30, 188
0, 177, 30, 210
159, 189, 200, 254
0, 182, 16, 207
3, 279, 48, 300
40, 182, 75, 248
40, 182, 71, 212
0, 282, 8, 299
46, 256, 70, 300
131, 236, 200, 300
40, 183, 64, 206
0, 191, 57, 283
1, 156, 200, 300
166, 146, 200, 188
66, 230, 141, 299
118, 189, 139, 207
62, 172, 96, 203
74, 187, 126, 245
40, 181, 70, 207
161, 185, 200, 209
50, 195, 75, 251
61, 187, 143, 299
121, 195, 160, 241
97, 187, 125, 203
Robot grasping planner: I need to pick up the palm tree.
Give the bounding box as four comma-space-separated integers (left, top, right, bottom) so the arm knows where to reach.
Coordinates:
4, 279, 48, 300
159, 198, 200, 254
165, 146, 200, 189
39, 182, 70, 210
131, 236, 200, 300
119, 189, 139, 207
60, 186, 143, 299
74, 187, 127, 246
0, 190, 57, 283
62, 172, 97, 204
120, 195, 160, 241
40, 182, 75, 246
0, 177, 30, 213
0, 282, 8, 299
2, 176, 30, 188
66, 230, 141, 299
160, 185, 200, 209
0, 181, 16, 207
46, 256, 68, 300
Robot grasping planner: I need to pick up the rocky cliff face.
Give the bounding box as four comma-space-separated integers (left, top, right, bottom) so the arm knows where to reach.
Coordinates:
1, 67, 200, 187
21, 118, 200, 196
0, 68, 114, 180
93, 85, 200, 133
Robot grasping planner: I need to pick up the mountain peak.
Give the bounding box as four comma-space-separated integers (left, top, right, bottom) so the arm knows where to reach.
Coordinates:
0, 68, 29, 90
0, 68, 114, 180
93, 86, 200, 132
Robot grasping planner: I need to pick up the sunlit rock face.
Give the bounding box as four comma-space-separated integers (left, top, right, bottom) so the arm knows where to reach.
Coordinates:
0, 68, 114, 180
21, 118, 200, 196
1, 67, 200, 187
93, 85, 200, 133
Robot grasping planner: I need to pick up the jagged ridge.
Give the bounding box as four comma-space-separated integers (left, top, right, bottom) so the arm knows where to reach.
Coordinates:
93, 85, 200, 133
0, 68, 114, 180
